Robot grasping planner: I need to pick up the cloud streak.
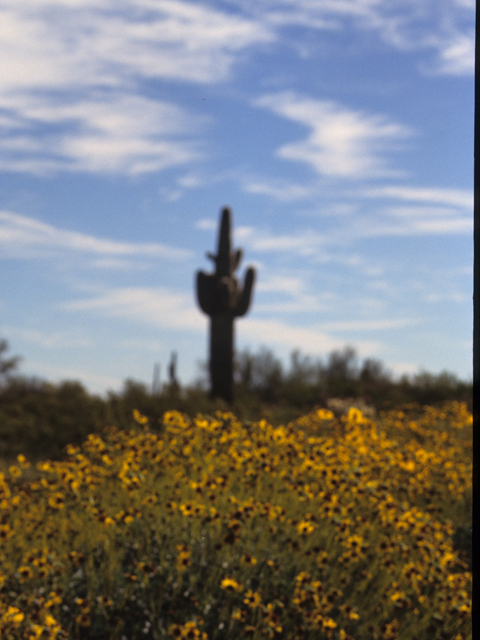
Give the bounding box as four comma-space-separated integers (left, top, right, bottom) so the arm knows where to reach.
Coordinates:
241, 317, 379, 355
60, 286, 382, 357
238, 0, 474, 76
0, 0, 273, 174
62, 287, 206, 332
0, 211, 192, 261
0, 92, 206, 175
0, 1, 472, 177
363, 185, 473, 209
255, 93, 413, 179
0, 1, 274, 93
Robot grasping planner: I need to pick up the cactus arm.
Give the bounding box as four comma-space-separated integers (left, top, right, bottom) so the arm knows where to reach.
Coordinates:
231, 248, 242, 273
196, 271, 214, 316
234, 267, 255, 317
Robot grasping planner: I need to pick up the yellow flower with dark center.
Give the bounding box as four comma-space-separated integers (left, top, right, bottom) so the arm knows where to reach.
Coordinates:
17, 454, 31, 469
296, 520, 316, 536
322, 617, 337, 629
316, 409, 334, 420
244, 589, 262, 608
47, 492, 65, 509
176, 544, 191, 572
133, 409, 149, 425
17, 565, 32, 581
9, 465, 22, 478
231, 608, 247, 621
76, 613, 91, 626
4, 606, 25, 625
221, 577, 243, 592
180, 503, 194, 516
124, 573, 137, 582
241, 553, 257, 565
0, 523, 14, 540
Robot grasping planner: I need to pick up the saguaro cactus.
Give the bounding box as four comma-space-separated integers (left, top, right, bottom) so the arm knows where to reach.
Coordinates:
196, 207, 255, 402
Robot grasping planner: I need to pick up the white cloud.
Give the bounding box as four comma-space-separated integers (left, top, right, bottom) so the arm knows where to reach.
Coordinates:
197, 220, 328, 257
363, 185, 473, 209
378, 203, 472, 235
241, 317, 379, 354
255, 93, 412, 179
347, 212, 472, 238
317, 318, 418, 331
253, 276, 337, 313
0, 0, 273, 174
59, 284, 385, 357
425, 292, 470, 303
243, 178, 313, 201
0, 1, 472, 176
0, 326, 92, 349
403, 217, 472, 234
0, 92, 205, 175
257, 276, 309, 294
62, 287, 206, 332
250, 230, 326, 254
0, 210, 192, 260
22, 360, 120, 394
388, 361, 422, 378
237, 0, 475, 76
434, 31, 475, 75
0, 1, 274, 93
196, 218, 217, 231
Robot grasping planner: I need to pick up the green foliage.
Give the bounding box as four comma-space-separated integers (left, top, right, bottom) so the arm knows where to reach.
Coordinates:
0, 340, 472, 466
0, 340, 21, 381
232, 345, 471, 412
0, 377, 108, 462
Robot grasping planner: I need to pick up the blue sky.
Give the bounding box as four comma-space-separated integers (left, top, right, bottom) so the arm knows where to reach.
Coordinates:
0, 0, 474, 395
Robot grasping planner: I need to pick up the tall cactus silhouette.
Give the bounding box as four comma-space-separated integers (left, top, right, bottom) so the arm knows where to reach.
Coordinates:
196, 207, 255, 402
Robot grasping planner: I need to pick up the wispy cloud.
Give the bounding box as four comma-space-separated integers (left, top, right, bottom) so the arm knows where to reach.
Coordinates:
0, 1, 472, 177
242, 177, 313, 201
62, 287, 206, 331
388, 361, 423, 378
0, 0, 274, 174
241, 317, 379, 355
363, 185, 473, 209
370, 207, 472, 236
432, 30, 475, 75
238, 0, 474, 76
249, 230, 326, 255
255, 276, 338, 314
0, 211, 192, 261
196, 219, 328, 257
0, 325, 93, 349
317, 318, 418, 331
21, 360, 121, 393
0, 1, 274, 92
60, 284, 383, 356
255, 92, 413, 179
0, 92, 206, 175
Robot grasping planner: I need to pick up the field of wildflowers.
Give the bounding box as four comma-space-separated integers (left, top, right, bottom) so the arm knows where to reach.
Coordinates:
0, 401, 472, 640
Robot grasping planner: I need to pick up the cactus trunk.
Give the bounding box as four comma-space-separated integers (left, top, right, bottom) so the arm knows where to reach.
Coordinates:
209, 314, 234, 403
195, 207, 256, 403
